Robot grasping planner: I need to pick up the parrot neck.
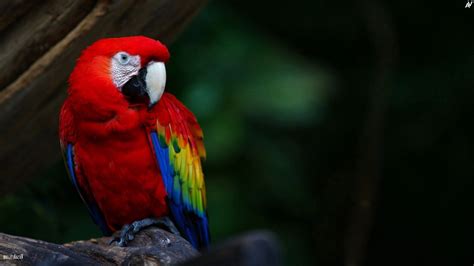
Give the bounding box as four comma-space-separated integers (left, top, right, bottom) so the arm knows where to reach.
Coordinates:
69, 97, 145, 140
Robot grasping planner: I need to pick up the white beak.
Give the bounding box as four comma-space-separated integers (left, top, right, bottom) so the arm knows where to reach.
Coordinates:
145, 61, 166, 105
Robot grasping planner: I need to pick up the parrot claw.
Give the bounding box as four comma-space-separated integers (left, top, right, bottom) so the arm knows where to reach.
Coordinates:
109, 224, 134, 247
109, 217, 180, 247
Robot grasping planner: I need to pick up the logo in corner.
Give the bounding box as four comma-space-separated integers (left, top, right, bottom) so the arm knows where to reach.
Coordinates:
466, 0, 473, 8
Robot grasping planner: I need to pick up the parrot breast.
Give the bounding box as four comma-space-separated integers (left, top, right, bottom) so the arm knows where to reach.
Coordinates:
73, 106, 168, 231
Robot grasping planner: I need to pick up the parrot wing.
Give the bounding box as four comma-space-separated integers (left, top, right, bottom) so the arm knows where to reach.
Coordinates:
59, 101, 111, 235
148, 93, 210, 249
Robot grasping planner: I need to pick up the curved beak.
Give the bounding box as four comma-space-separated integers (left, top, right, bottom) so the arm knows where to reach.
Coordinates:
122, 61, 166, 106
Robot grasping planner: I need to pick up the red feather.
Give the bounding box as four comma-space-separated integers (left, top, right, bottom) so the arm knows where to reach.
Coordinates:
59, 37, 208, 248
60, 95, 169, 230
59, 37, 171, 231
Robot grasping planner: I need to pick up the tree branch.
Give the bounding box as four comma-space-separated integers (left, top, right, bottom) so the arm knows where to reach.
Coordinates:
0, 229, 281, 266
0, 227, 198, 265
344, 1, 397, 265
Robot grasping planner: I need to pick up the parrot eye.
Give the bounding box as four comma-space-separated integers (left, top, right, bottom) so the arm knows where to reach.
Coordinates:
117, 52, 131, 65
111, 52, 140, 88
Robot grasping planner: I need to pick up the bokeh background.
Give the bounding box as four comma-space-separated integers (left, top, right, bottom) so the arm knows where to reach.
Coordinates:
0, 1, 473, 265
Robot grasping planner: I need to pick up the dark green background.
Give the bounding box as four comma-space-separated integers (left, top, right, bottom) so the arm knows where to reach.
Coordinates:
1, 1, 473, 265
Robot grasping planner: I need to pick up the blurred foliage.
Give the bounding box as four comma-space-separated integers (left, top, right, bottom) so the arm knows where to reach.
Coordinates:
0, 1, 473, 266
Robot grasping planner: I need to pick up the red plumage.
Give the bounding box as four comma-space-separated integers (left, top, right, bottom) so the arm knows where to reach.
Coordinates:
61, 92, 203, 231
59, 37, 208, 242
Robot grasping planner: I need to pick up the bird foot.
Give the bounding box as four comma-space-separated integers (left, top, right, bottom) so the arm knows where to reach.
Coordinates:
109, 217, 180, 247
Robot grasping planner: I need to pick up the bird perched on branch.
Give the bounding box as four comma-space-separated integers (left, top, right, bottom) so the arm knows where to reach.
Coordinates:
59, 36, 210, 249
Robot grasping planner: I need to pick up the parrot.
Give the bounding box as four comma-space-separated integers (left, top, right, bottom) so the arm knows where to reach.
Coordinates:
59, 36, 210, 249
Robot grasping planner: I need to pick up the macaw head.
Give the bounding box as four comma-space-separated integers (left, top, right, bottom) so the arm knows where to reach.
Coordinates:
69, 36, 169, 108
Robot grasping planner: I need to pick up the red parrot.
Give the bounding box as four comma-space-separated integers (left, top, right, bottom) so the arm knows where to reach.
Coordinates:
59, 36, 209, 249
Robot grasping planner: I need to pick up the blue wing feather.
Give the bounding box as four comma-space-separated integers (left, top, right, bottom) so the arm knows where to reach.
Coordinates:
65, 144, 111, 235
150, 132, 209, 249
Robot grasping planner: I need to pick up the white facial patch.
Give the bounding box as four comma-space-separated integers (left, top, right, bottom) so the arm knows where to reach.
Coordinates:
111, 52, 141, 88
145, 61, 166, 105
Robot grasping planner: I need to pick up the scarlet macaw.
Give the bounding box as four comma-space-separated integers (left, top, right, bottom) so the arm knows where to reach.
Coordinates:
59, 36, 209, 249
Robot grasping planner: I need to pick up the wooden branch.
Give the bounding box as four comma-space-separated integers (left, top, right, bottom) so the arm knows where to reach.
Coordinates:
0, 229, 281, 265
0, 0, 207, 196
344, 0, 397, 265
0, 227, 198, 265
182, 231, 282, 266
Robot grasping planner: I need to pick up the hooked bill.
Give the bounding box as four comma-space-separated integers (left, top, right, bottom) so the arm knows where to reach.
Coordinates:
145, 62, 166, 105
